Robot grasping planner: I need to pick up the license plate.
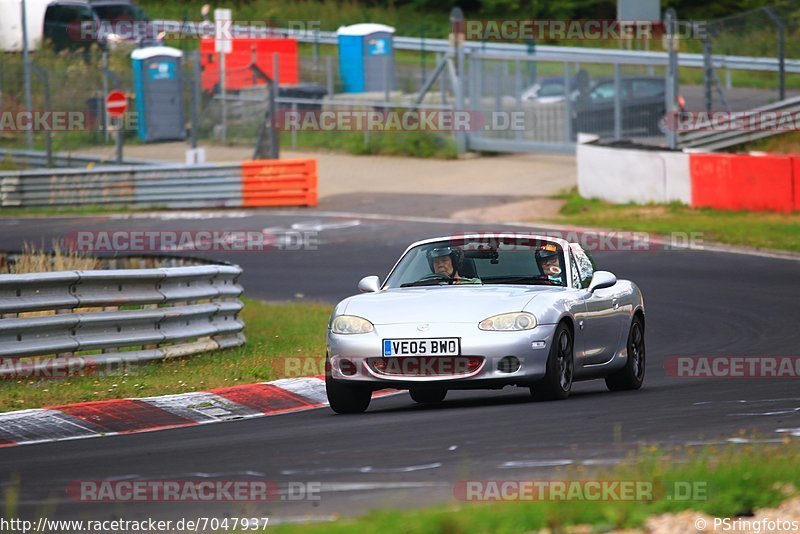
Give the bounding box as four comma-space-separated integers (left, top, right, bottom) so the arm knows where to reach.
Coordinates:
382, 338, 460, 357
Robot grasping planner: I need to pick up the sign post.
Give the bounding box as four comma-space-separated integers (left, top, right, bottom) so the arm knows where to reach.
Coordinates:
105, 90, 128, 163
215, 8, 232, 144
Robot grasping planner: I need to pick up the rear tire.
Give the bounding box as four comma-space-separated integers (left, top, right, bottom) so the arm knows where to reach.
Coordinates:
326, 364, 371, 414
409, 388, 447, 404
530, 322, 573, 401
605, 315, 646, 391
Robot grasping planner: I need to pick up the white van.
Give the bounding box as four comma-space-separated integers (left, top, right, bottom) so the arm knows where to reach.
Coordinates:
0, 0, 52, 51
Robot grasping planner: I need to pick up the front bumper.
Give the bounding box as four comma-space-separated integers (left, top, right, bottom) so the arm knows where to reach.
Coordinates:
327, 322, 557, 388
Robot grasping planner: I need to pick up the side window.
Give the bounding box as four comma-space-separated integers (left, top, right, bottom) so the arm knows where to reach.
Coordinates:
590, 82, 614, 101
569, 251, 582, 288
570, 244, 595, 289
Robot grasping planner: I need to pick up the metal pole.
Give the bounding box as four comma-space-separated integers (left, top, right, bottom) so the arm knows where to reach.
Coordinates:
563, 62, 573, 143
271, 52, 280, 159
664, 8, 678, 150
115, 119, 123, 163
703, 36, 713, 113
514, 59, 522, 141
191, 49, 200, 149
290, 101, 297, 150
220, 47, 227, 143
102, 51, 110, 142
764, 8, 785, 101
21, 0, 33, 150
30, 65, 51, 167
326, 56, 334, 96
613, 63, 622, 140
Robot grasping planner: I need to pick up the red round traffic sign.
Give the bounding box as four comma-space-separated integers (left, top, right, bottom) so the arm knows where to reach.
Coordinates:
105, 91, 128, 118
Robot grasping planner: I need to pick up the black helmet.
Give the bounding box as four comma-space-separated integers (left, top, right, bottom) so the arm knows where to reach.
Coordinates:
535, 245, 560, 267
426, 246, 464, 274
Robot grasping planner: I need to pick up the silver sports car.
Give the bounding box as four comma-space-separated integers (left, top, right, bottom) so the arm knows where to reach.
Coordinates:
325, 233, 646, 414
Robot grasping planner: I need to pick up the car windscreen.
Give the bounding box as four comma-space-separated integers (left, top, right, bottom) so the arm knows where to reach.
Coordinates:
384, 238, 567, 288
93, 4, 147, 21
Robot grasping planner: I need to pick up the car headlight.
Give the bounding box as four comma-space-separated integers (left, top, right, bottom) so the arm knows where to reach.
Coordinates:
479, 312, 537, 331
331, 315, 374, 334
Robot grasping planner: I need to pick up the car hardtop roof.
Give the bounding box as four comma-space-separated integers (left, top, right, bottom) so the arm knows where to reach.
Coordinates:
406, 234, 571, 251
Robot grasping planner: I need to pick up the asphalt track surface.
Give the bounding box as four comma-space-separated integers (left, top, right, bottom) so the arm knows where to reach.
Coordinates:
0, 207, 798, 525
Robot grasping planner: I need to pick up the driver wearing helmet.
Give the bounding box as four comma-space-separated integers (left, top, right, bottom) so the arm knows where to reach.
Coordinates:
536, 247, 564, 285
426, 246, 480, 285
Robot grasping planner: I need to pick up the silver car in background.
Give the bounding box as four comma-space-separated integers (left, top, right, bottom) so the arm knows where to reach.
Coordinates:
325, 234, 646, 414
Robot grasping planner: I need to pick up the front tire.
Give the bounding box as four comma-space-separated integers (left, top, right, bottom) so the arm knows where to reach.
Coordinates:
326, 365, 371, 414
605, 315, 646, 391
409, 388, 447, 404
530, 322, 573, 401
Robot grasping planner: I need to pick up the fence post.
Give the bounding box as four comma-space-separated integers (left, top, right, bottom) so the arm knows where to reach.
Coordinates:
30, 65, 52, 167
563, 62, 573, 143
664, 8, 679, 150
191, 49, 201, 149
613, 63, 622, 140
763, 7, 786, 101
326, 56, 334, 96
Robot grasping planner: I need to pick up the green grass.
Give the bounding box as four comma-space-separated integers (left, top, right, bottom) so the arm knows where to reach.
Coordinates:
0, 298, 331, 412
267, 441, 800, 533
554, 189, 800, 253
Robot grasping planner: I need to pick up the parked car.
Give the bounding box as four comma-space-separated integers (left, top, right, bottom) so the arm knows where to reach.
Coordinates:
89, 0, 161, 47
521, 76, 576, 104
571, 76, 667, 137
325, 234, 646, 414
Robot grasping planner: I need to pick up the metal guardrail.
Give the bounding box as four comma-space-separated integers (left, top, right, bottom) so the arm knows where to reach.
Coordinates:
0, 149, 157, 169
217, 25, 800, 73
150, 22, 800, 72
0, 264, 245, 377
678, 94, 800, 150
0, 163, 243, 208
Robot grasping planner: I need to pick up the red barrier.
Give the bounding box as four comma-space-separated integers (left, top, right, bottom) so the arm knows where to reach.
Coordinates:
689, 153, 795, 213
200, 37, 299, 93
793, 157, 800, 211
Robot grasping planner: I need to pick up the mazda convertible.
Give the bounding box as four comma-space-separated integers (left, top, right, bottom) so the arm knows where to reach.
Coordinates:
325, 234, 646, 414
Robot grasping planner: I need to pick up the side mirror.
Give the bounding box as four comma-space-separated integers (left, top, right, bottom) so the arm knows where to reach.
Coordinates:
357, 275, 380, 293
588, 271, 616, 292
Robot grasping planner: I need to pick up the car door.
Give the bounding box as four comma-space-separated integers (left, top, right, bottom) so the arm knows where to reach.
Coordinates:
571, 245, 621, 366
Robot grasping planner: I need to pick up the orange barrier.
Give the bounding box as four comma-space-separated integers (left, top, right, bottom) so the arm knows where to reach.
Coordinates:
689, 153, 795, 213
241, 159, 317, 207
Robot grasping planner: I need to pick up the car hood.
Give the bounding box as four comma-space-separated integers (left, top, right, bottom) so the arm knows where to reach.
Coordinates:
342, 286, 562, 324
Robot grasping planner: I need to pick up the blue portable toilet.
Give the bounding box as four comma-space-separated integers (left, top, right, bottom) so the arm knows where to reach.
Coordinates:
131, 47, 185, 142
337, 23, 395, 93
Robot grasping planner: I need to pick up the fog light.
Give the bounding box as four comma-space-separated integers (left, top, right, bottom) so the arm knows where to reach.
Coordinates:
497, 356, 521, 373
339, 359, 357, 376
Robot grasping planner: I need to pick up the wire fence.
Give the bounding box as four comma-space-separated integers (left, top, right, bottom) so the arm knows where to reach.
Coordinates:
1, 5, 799, 161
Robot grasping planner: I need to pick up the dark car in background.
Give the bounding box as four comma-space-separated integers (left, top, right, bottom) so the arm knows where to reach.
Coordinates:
43, 0, 101, 51
571, 76, 667, 137
89, 0, 160, 47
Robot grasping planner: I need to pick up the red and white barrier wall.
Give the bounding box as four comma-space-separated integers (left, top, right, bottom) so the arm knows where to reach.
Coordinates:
577, 138, 800, 212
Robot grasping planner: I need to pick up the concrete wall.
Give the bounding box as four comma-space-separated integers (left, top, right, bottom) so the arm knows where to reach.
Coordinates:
576, 141, 691, 205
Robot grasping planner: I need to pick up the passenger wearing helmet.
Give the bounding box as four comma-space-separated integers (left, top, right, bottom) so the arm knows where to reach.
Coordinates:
536, 247, 564, 285
426, 246, 480, 285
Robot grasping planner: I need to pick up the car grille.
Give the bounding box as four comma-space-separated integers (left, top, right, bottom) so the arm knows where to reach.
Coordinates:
366, 356, 483, 377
